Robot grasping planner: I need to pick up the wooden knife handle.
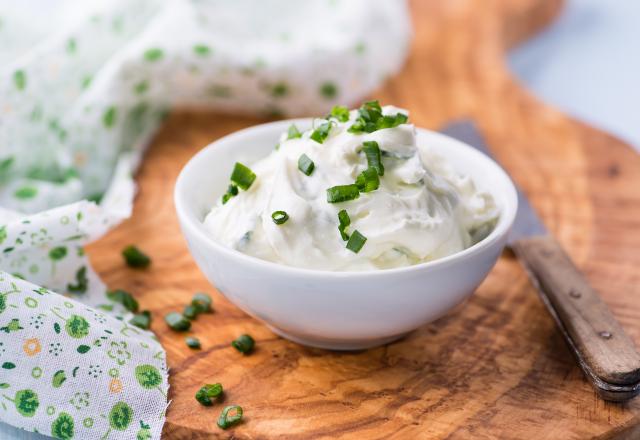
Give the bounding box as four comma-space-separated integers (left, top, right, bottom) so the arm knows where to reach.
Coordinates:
512, 235, 640, 386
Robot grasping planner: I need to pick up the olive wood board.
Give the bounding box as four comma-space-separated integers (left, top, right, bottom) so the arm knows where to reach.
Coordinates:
86, 0, 640, 438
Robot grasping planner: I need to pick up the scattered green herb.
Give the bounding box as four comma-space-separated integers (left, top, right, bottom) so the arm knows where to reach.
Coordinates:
106, 289, 139, 312
129, 311, 151, 330
230, 162, 256, 191
122, 245, 151, 268
361, 141, 384, 176
191, 292, 213, 314
329, 105, 350, 122
346, 230, 367, 253
310, 121, 333, 144
144, 48, 164, 62
348, 100, 408, 134
270, 82, 288, 98
183, 304, 198, 320
320, 82, 338, 99
195, 383, 223, 406
287, 124, 302, 139
217, 405, 243, 429
297, 154, 315, 176
164, 312, 191, 331
185, 337, 201, 349
326, 184, 360, 203
338, 210, 351, 241
231, 334, 254, 354
222, 184, 239, 204
271, 211, 289, 225
355, 167, 380, 193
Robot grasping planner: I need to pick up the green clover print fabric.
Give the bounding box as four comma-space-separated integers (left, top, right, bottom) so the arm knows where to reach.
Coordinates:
0, 0, 411, 438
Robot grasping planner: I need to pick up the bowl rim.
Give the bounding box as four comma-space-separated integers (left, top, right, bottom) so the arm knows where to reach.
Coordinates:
174, 118, 518, 279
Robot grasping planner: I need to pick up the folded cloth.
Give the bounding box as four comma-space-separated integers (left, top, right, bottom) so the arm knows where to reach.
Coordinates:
0, 0, 411, 438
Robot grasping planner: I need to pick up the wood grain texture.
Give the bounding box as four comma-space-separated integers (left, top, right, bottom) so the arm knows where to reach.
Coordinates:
512, 235, 640, 387
85, 0, 640, 438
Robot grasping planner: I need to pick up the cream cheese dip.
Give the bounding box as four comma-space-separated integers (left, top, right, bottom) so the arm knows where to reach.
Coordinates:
203, 102, 499, 271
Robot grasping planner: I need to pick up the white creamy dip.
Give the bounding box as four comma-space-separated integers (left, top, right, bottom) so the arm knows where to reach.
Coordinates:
203, 104, 499, 271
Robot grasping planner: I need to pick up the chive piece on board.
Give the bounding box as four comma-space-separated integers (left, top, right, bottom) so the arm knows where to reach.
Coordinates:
183, 304, 198, 320
164, 312, 191, 331
129, 310, 151, 330
297, 154, 315, 176
230, 162, 256, 190
346, 230, 367, 253
231, 334, 255, 354
195, 383, 223, 406
326, 184, 360, 203
271, 211, 289, 225
186, 336, 201, 349
106, 289, 139, 313
122, 245, 151, 268
217, 405, 243, 429
191, 292, 213, 314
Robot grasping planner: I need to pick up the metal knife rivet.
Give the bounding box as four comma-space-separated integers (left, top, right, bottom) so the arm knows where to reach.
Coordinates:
569, 289, 581, 299
598, 331, 612, 340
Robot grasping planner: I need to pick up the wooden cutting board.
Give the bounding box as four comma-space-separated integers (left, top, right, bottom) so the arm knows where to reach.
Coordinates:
87, 0, 640, 438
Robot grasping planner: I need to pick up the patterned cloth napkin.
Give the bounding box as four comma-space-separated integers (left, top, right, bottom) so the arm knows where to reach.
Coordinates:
0, 0, 411, 438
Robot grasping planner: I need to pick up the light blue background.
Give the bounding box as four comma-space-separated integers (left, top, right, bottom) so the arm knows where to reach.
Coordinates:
509, 0, 640, 150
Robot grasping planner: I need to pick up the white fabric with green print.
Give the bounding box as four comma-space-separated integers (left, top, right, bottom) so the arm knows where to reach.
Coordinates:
0, 0, 411, 438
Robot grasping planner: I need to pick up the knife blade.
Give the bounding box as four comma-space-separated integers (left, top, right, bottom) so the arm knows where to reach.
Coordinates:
441, 120, 640, 401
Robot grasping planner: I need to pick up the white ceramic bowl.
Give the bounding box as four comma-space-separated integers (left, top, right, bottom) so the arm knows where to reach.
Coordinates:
174, 119, 518, 350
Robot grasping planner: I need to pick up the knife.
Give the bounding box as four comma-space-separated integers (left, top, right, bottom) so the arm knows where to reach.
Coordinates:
441, 121, 640, 401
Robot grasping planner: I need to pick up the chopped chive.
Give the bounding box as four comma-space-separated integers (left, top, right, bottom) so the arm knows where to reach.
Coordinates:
222, 184, 238, 204
230, 162, 256, 190
338, 209, 351, 241
164, 312, 191, 331
13, 70, 26, 90
217, 405, 243, 429
362, 141, 384, 176
310, 121, 333, 144
326, 184, 360, 203
186, 336, 201, 349
106, 289, 139, 312
231, 334, 254, 354
193, 44, 211, 56
14, 186, 37, 199
129, 310, 151, 330
297, 154, 315, 176
355, 167, 380, 193
270, 82, 288, 98
144, 48, 164, 62
271, 211, 289, 225
329, 105, 350, 122
195, 383, 223, 406
320, 82, 338, 99
347, 100, 408, 134
346, 230, 367, 253
122, 245, 151, 268
183, 304, 198, 320
227, 184, 239, 196
192, 292, 213, 314
287, 124, 302, 139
